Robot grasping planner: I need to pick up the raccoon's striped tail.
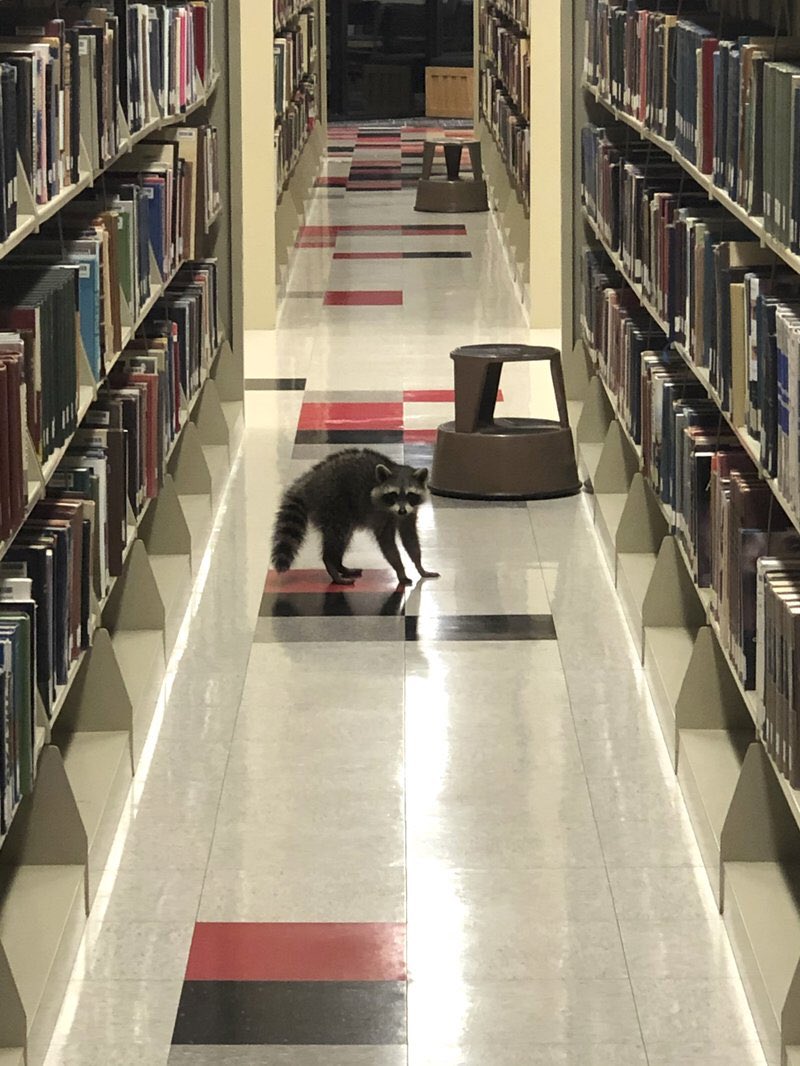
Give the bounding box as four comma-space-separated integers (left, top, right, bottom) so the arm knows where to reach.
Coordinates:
271, 492, 308, 573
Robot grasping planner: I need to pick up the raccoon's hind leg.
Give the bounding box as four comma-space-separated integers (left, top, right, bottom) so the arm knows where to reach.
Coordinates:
322, 526, 357, 586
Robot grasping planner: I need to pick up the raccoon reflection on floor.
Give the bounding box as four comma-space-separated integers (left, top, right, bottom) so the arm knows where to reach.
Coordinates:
271, 448, 440, 586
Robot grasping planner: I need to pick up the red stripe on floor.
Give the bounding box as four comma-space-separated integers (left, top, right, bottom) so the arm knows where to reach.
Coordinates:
185, 922, 407, 982
298, 402, 403, 430
324, 290, 403, 306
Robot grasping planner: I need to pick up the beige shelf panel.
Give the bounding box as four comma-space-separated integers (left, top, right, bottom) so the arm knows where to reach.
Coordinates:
594, 492, 627, 569
579, 442, 603, 485
644, 625, 695, 744
112, 631, 165, 719
786, 1046, 800, 1065
60, 732, 131, 854
0, 866, 84, 1041
150, 555, 192, 620
724, 862, 800, 1066
679, 729, 750, 899
0, 1049, 24, 1066
617, 552, 657, 619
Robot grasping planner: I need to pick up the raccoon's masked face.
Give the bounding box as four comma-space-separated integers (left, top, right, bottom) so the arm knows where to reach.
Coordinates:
373, 464, 429, 517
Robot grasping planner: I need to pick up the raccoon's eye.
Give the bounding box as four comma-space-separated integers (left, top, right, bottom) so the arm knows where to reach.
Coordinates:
382, 492, 398, 506
406, 493, 422, 506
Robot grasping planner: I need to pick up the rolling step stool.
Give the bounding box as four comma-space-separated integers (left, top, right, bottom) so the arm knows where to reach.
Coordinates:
429, 344, 582, 500
414, 136, 489, 213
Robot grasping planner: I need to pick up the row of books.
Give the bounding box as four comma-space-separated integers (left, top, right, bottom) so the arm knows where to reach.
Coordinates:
0, 254, 220, 826
0, 125, 221, 535
120, 1, 215, 135
274, 11, 317, 118
479, 68, 530, 208
0, 1, 215, 241
581, 248, 666, 443
756, 556, 800, 786
581, 123, 800, 521
478, 8, 530, 121
485, 0, 528, 32
275, 82, 316, 197
583, 1, 800, 255
274, 0, 313, 34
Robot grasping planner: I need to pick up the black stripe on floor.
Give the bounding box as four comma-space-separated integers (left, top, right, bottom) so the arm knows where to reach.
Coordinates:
245, 378, 307, 391
294, 429, 405, 445
172, 981, 407, 1046
402, 251, 472, 259
404, 614, 557, 641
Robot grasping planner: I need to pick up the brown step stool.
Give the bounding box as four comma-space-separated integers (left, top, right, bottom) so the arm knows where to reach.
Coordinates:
429, 344, 582, 500
414, 136, 489, 213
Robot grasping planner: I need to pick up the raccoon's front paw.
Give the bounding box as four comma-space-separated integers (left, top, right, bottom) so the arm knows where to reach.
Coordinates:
330, 576, 356, 586
397, 575, 413, 587
419, 569, 440, 579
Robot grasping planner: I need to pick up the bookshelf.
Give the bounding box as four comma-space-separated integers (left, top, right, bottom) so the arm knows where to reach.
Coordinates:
562, 1, 800, 1062
241, 0, 326, 329
474, 0, 563, 328
0, 1, 243, 1062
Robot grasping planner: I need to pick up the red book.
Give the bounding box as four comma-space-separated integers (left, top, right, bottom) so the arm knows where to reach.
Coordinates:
191, 2, 207, 84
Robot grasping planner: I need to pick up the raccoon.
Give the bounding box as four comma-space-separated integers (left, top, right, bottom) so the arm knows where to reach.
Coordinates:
271, 448, 440, 586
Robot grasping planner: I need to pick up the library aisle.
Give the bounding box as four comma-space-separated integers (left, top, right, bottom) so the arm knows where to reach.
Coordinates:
43, 126, 764, 1066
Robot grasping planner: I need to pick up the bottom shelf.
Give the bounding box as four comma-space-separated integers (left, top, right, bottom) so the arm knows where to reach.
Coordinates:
678, 729, 751, 903
724, 861, 800, 1066
59, 731, 132, 903
0, 865, 85, 1048
786, 1047, 800, 1065
616, 551, 656, 640
643, 625, 695, 748
0, 1049, 24, 1065
595, 492, 627, 571
113, 630, 165, 721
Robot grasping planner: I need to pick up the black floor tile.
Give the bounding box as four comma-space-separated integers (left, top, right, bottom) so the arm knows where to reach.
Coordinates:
294, 430, 405, 445
260, 589, 407, 617
405, 614, 557, 641
245, 378, 307, 391
172, 981, 407, 1046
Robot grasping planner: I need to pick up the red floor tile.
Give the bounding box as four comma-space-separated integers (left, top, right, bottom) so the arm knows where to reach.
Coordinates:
298, 402, 403, 430
404, 428, 439, 442
324, 290, 403, 306
185, 922, 407, 982
264, 568, 406, 594
295, 239, 337, 249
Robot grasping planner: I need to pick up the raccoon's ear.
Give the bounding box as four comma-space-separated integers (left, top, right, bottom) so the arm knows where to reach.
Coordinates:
413, 467, 429, 486
375, 464, 392, 484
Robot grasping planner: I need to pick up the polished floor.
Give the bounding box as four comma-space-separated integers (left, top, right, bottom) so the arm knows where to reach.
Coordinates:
43, 124, 766, 1065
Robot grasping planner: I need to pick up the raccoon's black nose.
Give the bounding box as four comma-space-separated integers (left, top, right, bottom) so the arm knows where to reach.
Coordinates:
398, 507, 407, 515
